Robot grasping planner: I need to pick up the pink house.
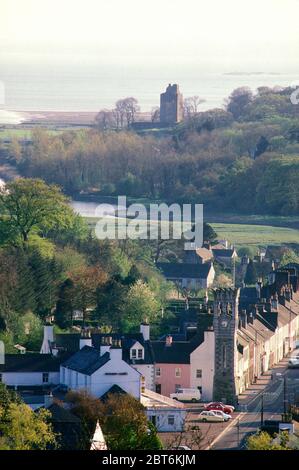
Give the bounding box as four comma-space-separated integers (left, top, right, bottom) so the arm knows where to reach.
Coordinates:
151, 336, 191, 396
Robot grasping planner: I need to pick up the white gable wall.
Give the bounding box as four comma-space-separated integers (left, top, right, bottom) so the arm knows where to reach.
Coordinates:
190, 330, 214, 401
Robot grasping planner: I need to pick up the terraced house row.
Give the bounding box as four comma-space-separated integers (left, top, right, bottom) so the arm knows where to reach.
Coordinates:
1, 265, 299, 407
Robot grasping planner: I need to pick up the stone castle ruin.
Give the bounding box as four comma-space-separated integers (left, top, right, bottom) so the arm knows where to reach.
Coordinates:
160, 83, 184, 124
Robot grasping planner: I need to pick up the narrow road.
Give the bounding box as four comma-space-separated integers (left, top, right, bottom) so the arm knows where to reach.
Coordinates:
211, 367, 299, 449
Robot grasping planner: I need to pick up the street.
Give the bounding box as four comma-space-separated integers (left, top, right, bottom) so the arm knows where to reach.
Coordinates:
211, 364, 299, 449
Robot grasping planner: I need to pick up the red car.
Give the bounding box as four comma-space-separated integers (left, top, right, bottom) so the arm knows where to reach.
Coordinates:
204, 402, 234, 414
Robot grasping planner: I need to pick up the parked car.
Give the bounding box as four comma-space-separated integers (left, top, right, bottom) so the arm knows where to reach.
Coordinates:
288, 358, 299, 368
170, 388, 201, 402
173, 445, 192, 450
212, 410, 232, 422
204, 402, 234, 414
198, 410, 226, 423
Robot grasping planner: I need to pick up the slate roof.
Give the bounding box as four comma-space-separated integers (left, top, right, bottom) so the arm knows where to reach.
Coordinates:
212, 248, 236, 258
156, 262, 212, 280
100, 384, 127, 401
0, 354, 62, 373
151, 341, 191, 364
61, 346, 110, 375
48, 403, 81, 424
54, 332, 155, 365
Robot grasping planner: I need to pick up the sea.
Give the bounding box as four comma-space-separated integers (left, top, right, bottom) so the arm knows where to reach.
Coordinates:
0, 61, 298, 124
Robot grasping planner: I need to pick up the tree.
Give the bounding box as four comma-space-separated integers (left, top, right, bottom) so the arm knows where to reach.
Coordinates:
0, 178, 77, 243
0, 388, 56, 450
246, 431, 295, 450
203, 223, 217, 243
184, 96, 205, 118
151, 107, 160, 123
55, 278, 75, 328
115, 97, 140, 127
121, 280, 161, 330
70, 265, 108, 325
66, 390, 163, 450
244, 259, 258, 285
226, 87, 254, 120
280, 249, 299, 267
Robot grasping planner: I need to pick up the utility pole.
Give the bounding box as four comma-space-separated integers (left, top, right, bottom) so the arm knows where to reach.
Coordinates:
284, 376, 287, 415
260, 393, 264, 427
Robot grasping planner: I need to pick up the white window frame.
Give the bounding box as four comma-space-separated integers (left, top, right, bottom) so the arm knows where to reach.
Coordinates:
196, 369, 202, 378
42, 372, 49, 383
155, 367, 161, 377
175, 367, 181, 378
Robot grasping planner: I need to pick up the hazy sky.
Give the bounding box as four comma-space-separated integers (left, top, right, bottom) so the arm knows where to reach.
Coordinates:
1, 0, 299, 71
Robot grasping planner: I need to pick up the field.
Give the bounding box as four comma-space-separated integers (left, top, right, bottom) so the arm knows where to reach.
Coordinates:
211, 223, 299, 248
83, 214, 299, 250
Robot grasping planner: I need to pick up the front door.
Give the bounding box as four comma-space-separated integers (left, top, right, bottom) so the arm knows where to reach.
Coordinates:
155, 384, 161, 394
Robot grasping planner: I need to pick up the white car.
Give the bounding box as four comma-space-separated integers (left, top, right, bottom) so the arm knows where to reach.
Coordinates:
170, 388, 201, 402
198, 410, 226, 423
288, 358, 299, 368
212, 410, 232, 422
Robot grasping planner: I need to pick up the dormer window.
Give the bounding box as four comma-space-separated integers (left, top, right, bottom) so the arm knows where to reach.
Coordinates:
130, 345, 144, 360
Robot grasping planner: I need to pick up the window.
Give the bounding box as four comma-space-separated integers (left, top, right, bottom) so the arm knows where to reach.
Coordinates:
175, 367, 181, 378
0, 373, 2, 383
131, 349, 137, 359
196, 369, 202, 378
137, 349, 143, 359
42, 373, 49, 383
155, 367, 161, 377
84, 375, 88, 387
175, 384, 181, 392
168, 415, 175, 426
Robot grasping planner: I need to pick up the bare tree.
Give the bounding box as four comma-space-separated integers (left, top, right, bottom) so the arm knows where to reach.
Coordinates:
151, 106, 160, 123
184, 96, 205, 119
95, 109, 116, 130
115, 97, 140, 127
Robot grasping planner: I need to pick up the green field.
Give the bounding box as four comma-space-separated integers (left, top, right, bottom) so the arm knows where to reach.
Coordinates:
84, 215, 299, 249
211, 223, 299, 248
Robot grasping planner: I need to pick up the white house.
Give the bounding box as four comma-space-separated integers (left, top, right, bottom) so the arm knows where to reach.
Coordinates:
0, 353, 60, 388
157, 262, 215, 290
60, 343, 142, 400
141, 388, 186, 432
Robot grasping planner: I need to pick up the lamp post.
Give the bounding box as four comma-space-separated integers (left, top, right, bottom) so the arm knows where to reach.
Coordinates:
260, 393, 264, 427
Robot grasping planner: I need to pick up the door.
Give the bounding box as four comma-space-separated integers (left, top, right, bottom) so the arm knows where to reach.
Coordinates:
155, 384, 161, 394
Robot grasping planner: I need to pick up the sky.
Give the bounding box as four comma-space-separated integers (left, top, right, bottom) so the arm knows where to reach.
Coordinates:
1, 0, 299, 71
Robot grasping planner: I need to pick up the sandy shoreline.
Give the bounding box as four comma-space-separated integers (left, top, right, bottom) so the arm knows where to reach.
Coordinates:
0, 109, 98, 125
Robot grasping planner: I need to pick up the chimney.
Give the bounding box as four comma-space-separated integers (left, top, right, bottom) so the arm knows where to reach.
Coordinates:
285, 288, 291, 302
271, 294, 278, 311
255, 280, 262, 300
140, 323, 150, 341
40, 325, 54, 354
109, 340, 122, 362
265, 300, 272, 313
80, 330, 92, 349
100, 336, 111, 356
241, 310, 247, 328
165, 335, 173, 347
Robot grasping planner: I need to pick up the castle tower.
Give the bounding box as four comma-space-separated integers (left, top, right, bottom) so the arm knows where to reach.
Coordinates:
160, 84, 184, 124
212, 287, 240, 404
